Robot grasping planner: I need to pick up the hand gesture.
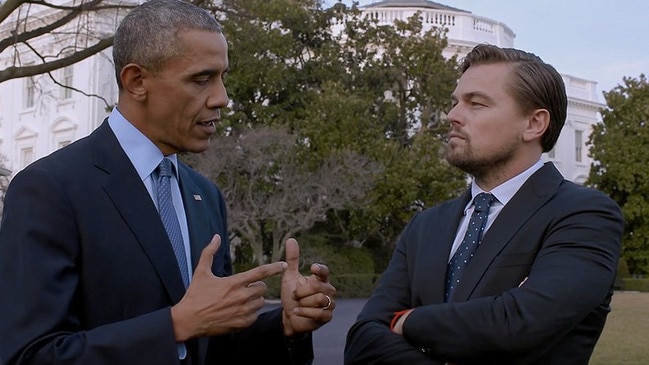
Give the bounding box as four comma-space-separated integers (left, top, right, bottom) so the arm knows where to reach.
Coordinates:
171, 234, 287, 341
280, 238, 336, 336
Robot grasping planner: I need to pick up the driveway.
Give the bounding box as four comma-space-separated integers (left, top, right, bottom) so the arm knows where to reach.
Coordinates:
313, 298, 367, 365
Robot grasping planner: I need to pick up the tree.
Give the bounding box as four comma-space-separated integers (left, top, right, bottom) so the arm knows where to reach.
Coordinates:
300, 6, 466, 253
0, 0, 143, 83
209, 1, 466, 264
587, 74, 649, 275
183, 127, 380, 266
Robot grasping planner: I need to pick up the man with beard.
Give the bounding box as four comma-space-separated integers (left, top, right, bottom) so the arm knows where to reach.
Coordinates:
344, 44, 623, 365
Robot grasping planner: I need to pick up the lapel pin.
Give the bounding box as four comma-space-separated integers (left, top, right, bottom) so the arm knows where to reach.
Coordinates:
193, 194, 202, 201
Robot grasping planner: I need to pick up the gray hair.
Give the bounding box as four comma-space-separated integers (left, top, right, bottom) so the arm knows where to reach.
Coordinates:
113, 0, 223, 89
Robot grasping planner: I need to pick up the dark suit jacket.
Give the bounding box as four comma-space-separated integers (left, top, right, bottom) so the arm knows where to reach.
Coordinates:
0, 121, 312, 365
345, 163, 623, 365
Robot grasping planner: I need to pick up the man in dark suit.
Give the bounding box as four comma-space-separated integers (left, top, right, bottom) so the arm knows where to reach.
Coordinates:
0, 0, 335, 364
345, 44, 624, 364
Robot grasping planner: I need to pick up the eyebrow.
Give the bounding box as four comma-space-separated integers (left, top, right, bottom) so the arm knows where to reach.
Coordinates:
192, 67, 229, 78
452, 91, 494, 104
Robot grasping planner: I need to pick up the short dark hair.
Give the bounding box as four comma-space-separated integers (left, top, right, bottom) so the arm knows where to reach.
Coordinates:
460, 44, 567, 152
113, 0, 223, 89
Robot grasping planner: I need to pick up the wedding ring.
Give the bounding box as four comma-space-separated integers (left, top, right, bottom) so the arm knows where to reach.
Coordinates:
322, 294, 332, 310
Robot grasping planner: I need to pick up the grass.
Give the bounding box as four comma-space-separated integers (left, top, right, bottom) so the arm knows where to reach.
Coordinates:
590, 291, 649, 364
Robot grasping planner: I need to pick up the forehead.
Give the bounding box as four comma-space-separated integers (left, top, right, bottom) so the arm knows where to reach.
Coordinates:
454, 63, 513, 99
169, 30, 228, 72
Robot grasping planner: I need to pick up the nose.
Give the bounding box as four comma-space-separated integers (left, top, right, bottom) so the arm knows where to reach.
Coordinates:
446, 103, 463, 126
207, 79, 229, 110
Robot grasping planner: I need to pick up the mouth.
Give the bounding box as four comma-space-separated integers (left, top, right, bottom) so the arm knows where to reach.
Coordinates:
197, 119, 218, 135
197, 120, 217, 128
447, 132, 465, 142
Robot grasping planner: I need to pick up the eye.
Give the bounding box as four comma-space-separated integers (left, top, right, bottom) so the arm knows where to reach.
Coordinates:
470, 101, 486, 108
195, 76, 210, 85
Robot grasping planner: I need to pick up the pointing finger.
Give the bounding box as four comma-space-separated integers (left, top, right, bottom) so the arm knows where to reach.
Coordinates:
238, 261, 288, 286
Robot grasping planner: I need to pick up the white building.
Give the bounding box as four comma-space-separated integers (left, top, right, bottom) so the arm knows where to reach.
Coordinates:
0, 0, 125, 174
348, 0, 604, 184
0, 0, 604, 184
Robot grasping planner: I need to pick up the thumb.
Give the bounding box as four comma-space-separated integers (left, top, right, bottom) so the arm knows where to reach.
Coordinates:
284, 238, 300, 274
196, 234, 221, 276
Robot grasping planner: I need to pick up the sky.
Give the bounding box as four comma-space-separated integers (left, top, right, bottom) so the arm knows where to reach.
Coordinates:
327, 0, 649, 101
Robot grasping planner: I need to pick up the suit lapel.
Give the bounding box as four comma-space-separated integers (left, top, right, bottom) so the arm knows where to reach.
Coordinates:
419, 190, 471, 304
177, 165, 215, 365
177, 166, 213, 269
453, 163, 564, 301
91, 121, 186, 303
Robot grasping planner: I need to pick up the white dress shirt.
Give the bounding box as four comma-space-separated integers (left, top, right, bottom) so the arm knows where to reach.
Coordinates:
448, 159, 545, 260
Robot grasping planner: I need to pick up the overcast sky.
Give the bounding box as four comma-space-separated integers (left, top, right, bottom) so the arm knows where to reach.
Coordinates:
327, 0, 649, 101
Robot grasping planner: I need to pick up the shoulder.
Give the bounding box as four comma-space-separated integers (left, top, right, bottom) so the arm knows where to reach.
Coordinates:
556, 179, 619, 208
12, 135, 93, 183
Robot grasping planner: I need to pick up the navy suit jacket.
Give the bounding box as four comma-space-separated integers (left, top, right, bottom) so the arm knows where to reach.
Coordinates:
0, 121, 312, 365
345, 163, 623, 365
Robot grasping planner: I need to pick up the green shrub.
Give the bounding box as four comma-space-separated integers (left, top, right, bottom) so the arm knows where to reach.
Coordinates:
331, 273, 380, 298
617, 257, 631, 278
618, 278, 649, 292
236, 234, 380, 299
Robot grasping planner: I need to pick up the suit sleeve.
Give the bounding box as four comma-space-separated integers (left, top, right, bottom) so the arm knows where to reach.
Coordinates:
402, 189, 623, 362
345, 216, 444, 365
207, 308, 313, 364
0, 168, 180, 365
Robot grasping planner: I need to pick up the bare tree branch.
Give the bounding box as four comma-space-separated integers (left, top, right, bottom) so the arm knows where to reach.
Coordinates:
184, 127, 381, 265
0, 36, 112, 82
0, 0, 27, 23
1, 0, 136, 82
0, 0, 104, 52
46, 70, 111, 109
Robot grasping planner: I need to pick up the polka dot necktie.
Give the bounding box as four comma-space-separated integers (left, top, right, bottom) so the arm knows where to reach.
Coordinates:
445, 192, 496, 302
156, 157, 190, 288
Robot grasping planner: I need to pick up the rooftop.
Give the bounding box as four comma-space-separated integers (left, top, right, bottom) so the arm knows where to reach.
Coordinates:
362, 0, 469, 13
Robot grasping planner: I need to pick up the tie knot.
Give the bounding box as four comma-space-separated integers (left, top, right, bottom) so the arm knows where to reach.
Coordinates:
473, 192, 495, 213
158, 158, 174, 178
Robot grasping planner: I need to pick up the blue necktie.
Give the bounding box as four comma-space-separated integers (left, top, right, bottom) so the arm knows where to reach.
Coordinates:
445, 192, 496, 301
156, 158, 190, 288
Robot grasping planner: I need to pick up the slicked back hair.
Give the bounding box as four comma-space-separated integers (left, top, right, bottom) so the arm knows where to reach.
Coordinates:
460, 44, 567, 152
113, 0, 223, 89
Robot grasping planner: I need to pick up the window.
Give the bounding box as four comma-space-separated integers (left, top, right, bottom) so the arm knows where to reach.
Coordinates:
51, 119, 77, 150
20, 147, 34, 169
60, 65, 74, 99
24, 77, 35, 108
575, 130, 583, 163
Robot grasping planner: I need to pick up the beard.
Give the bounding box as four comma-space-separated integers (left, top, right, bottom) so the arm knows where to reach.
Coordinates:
445, 137, 517, 180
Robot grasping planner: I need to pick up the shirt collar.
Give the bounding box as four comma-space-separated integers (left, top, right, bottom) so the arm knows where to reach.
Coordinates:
107, 107, 178, 180
467, 159, 545, 212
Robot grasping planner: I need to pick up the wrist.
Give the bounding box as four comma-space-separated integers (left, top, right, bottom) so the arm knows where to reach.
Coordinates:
170, 304, 194, 342
390, 309, 412, 334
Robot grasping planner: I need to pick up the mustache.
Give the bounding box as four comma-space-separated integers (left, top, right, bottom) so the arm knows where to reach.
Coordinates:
445, 130, 467, 142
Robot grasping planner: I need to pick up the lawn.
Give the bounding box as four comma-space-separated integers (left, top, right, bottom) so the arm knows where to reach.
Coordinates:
590, 291, 649, 364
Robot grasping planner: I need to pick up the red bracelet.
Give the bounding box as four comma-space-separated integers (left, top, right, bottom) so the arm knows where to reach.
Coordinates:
390, 309, 411, 331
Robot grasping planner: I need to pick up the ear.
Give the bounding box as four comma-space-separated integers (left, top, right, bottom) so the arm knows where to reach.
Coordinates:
523, 109, 550, 143
119, 63, 148, 102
